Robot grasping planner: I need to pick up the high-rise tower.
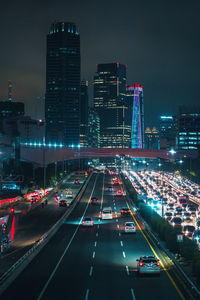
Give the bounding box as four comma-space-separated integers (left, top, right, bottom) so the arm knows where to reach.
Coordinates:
127, 83, 144, 148
45, 22, 80, 145
93, 63, 130, 148
80, 80, 89, 147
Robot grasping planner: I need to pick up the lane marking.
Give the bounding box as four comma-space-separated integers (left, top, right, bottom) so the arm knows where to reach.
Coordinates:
97, 224, 99, 229
125, 199, 185, 300
96, 232, 98, 237
117, 224, 119, 229
130, 288, 136, 300
116, 219, 118, 222
89, 266, 93, 277
126, 265, 130, 276
123, 251, 126, 258
85, 289, 89, 300
119, 232, 121, 237
100, 173, 105, 209
92, 251, 95, 258
120, 241, 123, 247
37, 174, 99, 300
94, 241, 97, 247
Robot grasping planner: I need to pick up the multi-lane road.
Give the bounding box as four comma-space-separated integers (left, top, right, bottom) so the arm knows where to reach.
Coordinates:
1, 173, 193, 299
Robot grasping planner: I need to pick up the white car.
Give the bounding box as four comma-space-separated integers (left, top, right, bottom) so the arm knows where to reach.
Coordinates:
137, 256, 160, 276
82, 217, 94, 226
124, 222, 136, 233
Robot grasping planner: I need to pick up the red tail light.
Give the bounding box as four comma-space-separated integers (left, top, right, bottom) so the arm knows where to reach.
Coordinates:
82, 221, 85, 224
156, 262, 160, 267
139, 262, 144, 267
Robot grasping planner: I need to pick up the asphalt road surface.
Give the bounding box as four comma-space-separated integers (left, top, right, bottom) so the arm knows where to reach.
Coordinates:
1, 173, 192, 300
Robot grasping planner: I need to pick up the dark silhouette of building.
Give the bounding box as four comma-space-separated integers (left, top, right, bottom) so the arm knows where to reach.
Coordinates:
45, 22, 80, 146
8, 80, 12, 101
80, 80, 88, 147
93, 63, 130, 148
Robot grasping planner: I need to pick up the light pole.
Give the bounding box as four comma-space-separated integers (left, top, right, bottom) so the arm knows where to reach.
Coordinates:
43, 135, 46, 194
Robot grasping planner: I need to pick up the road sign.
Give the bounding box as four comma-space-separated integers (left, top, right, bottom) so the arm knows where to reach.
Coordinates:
177, 234, 183, 243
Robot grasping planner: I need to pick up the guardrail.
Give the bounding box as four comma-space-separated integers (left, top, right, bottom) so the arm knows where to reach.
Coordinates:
120, 173, 200, 299
0, 172, 93, 295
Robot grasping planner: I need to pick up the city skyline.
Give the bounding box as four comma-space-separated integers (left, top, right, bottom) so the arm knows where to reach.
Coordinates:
0, 0, 200, 127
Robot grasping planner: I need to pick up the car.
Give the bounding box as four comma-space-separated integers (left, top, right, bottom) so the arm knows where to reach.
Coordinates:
59, 200, 67, 207
121, 207, 131, 216
164, 212, 173, 221
90, 197, 99, 205
74, 179, 80, 184
183, 225, 195, 237
116, 190, 123, 196
124, 222, 136, 233
136, 256, 160, 276
171, 217, 182, 227
196, 219, 200, 228
193, 230, 200, 243
82, 217, 94, 226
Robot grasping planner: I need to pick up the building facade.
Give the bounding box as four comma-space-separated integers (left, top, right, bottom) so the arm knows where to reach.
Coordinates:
144, 127, 159, 149
126, 83, 144, 148
45, 22, 80, 146
177, 107, 200, 150
159, 115, 176, 150
80, 80, 89, 147
87, 108, 100, 148
93, 63, 130, 148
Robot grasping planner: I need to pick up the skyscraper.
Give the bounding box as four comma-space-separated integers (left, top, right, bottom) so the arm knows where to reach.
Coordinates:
8, 80, 12, 101
80, 80, 89, 147
93, 63, 130, 148
159, 115, 176, 149
45, 22, 80, 146
126, 83, 144, 148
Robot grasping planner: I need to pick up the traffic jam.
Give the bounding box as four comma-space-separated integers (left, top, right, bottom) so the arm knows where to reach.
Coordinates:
124, 170, 200, 243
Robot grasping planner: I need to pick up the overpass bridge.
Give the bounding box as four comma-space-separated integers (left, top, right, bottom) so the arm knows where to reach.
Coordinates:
20, 145, 198, 166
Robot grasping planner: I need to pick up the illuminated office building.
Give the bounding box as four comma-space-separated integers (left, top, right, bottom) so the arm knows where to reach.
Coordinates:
126, 83, 144, 148
159, 115, 176, 149
144, 127, 159, 149
177, 106, 200, 150
80, 80, 89, 147
88, 107, 100, 148
45, 22, 80, 145
93, 63, 130, 148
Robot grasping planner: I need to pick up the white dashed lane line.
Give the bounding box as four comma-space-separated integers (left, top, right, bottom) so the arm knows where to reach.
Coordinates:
85, 289, 90, 300
94, 241, 97, 247
126, 265, 130, 276
92, 251, 96, 259
119, 232, 121, 237
96, 232, 98, 237
116, 219, 118, 222
123, 251, 126, 258
89, 266, 93, 277
131, 288, 136, 300
120, 241, 123, 247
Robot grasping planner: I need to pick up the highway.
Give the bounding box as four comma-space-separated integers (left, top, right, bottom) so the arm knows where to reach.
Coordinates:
1, 172, 193, 299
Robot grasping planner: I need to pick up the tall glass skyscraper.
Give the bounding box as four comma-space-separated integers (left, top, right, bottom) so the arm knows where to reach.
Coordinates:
93, 63, 130, 148
45, 22, 80, 146
126, 83, 144, 148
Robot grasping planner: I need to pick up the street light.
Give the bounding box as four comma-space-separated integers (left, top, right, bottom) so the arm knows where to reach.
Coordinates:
169, 148, 176, 155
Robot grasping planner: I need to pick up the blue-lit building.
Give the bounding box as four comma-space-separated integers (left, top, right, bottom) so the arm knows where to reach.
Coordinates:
159, 115, 176, 150
177, 106, 200, 150
126, 83, 144, 148
45, 22, 80, 146
87, 107, 100, 148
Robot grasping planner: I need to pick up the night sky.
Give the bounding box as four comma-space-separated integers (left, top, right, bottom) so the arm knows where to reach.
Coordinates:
0, 0, 200, 127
